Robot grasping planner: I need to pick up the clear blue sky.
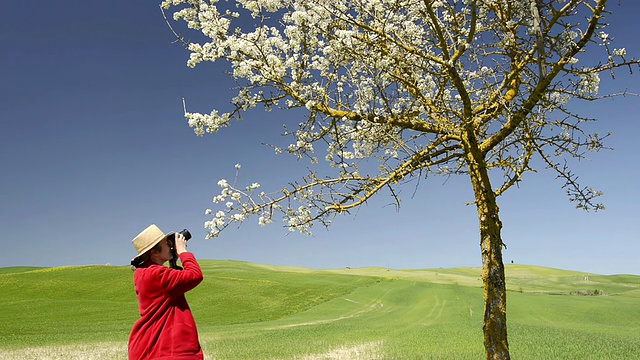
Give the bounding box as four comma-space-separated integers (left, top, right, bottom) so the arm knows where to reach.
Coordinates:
1, 1, 638, 275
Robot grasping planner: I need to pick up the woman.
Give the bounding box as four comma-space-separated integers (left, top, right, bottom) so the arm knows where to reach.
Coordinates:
128, 224, 204, 360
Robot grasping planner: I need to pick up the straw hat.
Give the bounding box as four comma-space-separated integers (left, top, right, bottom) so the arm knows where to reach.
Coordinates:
131, 224, 168, 260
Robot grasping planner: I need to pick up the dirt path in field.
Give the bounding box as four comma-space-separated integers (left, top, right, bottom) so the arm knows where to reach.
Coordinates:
291, 341, 384, 360
0, 339, 383, 360
265, 299, 384, 330
0, 342, 127, 360
422, 295, 446, 326
1, 340, 383, 360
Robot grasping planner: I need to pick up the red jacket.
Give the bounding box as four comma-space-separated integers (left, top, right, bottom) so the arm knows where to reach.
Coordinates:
128, 252, 204, 360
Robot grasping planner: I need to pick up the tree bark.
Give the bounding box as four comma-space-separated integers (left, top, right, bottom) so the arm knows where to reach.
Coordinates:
465, 140, 510, 359
477, 189, 509, 360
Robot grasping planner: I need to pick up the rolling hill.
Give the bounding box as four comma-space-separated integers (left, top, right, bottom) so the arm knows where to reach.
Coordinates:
0, 261, 638, 359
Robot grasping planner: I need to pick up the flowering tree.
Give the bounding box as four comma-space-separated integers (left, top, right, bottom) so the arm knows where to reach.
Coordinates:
161, 0, 638, 358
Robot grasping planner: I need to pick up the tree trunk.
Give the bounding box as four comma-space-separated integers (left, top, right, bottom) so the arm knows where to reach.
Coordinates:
466, 146, 510, 359
477, 190, 509, 360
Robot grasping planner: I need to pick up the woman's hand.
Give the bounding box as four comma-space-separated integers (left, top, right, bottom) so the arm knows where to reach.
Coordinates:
174, 233, 188, 255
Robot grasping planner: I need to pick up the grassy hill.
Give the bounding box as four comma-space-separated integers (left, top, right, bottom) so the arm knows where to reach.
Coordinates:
0, 261, 638, 359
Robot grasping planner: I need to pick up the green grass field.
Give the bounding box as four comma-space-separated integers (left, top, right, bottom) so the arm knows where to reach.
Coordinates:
1, 261, 639, 359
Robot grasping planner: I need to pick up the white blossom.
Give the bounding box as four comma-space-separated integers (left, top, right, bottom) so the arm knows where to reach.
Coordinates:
613, 48, 626, 57
163, 0, 623, 240
578, 69, 600, 96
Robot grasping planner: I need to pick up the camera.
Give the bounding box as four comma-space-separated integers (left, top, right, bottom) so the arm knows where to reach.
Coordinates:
168, 229, 192, 241
167, 229, 191, 255
167, 229, 192, 270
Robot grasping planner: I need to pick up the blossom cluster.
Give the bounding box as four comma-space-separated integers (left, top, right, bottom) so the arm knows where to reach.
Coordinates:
161, 0, 626, 231
202, 164, 317, 238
